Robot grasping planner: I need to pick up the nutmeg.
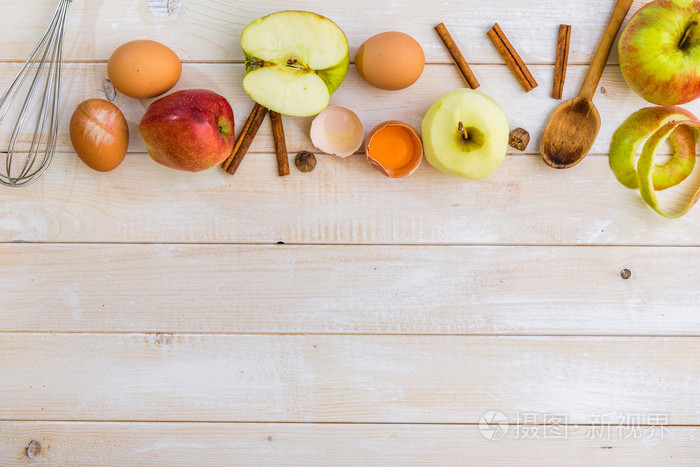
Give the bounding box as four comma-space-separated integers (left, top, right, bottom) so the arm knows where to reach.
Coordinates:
295, 151, 317, 173
508, 127, 530, 152
69, 99, 129, 172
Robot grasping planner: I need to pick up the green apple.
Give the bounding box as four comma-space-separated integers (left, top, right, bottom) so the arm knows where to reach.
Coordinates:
241, 11, 350, 117
619, 0, 700, 105
609, 106, 697, 190
421, 89, 509, 180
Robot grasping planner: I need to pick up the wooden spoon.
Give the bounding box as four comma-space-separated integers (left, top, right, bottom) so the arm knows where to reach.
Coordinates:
541, 0, 634, 169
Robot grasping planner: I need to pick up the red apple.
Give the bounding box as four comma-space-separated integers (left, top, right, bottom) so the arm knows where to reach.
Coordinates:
139, 89, 235, 172
618, 0, 700, 105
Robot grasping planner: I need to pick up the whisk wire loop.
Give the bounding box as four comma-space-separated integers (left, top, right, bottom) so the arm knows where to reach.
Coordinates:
0, 0, 71, 187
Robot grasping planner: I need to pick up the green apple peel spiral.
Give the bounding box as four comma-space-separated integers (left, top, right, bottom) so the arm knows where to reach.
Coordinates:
609, 108, 700, 218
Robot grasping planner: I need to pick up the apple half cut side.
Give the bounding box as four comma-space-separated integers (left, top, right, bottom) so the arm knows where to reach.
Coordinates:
609, 106, 697, 190
638, 119, 700, 218
241, 10, 350, 117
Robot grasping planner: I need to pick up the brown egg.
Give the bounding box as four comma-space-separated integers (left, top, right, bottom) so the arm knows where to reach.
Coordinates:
107, 40, 182, 98
355, 32, 425, 90
70, 99, 129, 172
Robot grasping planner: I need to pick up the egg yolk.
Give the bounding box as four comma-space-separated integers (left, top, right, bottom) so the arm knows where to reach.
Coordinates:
368, 125, 415, 170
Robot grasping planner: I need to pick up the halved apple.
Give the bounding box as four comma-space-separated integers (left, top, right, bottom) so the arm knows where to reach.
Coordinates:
241, 11, 350, 117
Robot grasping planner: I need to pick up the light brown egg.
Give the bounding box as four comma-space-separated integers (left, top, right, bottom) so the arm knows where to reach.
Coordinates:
70, 99, 129, 172
107, 40, 182, 98
355, 32, 425, 90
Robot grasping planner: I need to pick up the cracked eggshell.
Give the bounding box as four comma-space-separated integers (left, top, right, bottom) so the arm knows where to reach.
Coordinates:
365, 120, 423, 178
310, 105, 364, 158
70, 99, 129, 172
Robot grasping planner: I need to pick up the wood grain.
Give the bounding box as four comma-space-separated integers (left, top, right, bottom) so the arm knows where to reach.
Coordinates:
1, 334, 699, 424
2, 0, 699, 462
0, 63, 692, 156
2, 244, 700, 335
1, 422, 697, 466
2, 154, 700, 244
0, 0, 647, 65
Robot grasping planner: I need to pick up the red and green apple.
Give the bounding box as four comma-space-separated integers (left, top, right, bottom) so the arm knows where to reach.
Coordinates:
139, 89, 235, 172
619, 0, 700, 105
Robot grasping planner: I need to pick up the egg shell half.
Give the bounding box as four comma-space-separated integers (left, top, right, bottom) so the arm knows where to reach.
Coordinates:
107, 40, 182, 99
310, 105, 364, 158
70, 99, 129, 172
365, 120, 423, 178
355, 31, 425, 91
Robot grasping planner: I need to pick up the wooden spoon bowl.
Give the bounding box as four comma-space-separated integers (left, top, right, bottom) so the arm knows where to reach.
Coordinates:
541, 97, 601, 169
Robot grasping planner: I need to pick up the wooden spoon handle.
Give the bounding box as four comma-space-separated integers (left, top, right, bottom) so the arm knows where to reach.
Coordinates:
579, 0, 634, 100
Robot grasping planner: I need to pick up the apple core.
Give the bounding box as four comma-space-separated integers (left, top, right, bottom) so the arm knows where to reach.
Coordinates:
456, 122, 486, 153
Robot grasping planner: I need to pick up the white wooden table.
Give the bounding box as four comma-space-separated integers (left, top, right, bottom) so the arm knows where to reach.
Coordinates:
1, 0, 699, 464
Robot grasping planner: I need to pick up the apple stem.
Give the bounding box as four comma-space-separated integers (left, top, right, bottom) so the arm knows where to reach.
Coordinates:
680, 21, 698, 50
458, 121, 470, 141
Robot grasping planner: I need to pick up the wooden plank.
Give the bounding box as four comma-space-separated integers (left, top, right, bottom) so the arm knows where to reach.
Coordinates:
0, 63, 689, 156
2, 244, 700, 335
1, 334, 698, 423
3, 155, 700, 244
1, 421, 697, 466
0, 0, 646, 65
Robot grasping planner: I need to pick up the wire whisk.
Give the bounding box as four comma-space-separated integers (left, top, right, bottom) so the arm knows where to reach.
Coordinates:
0, 0, 72, 187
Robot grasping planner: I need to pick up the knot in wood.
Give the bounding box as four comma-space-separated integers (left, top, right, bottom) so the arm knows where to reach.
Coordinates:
26, 440, 41, 459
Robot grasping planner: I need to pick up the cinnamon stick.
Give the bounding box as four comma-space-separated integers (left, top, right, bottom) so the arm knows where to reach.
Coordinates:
434, 22, 480, 89
552, 24, 572, 99
487, 23, 538, 92
221, 102, 268, 175
269, 110, 290, 177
